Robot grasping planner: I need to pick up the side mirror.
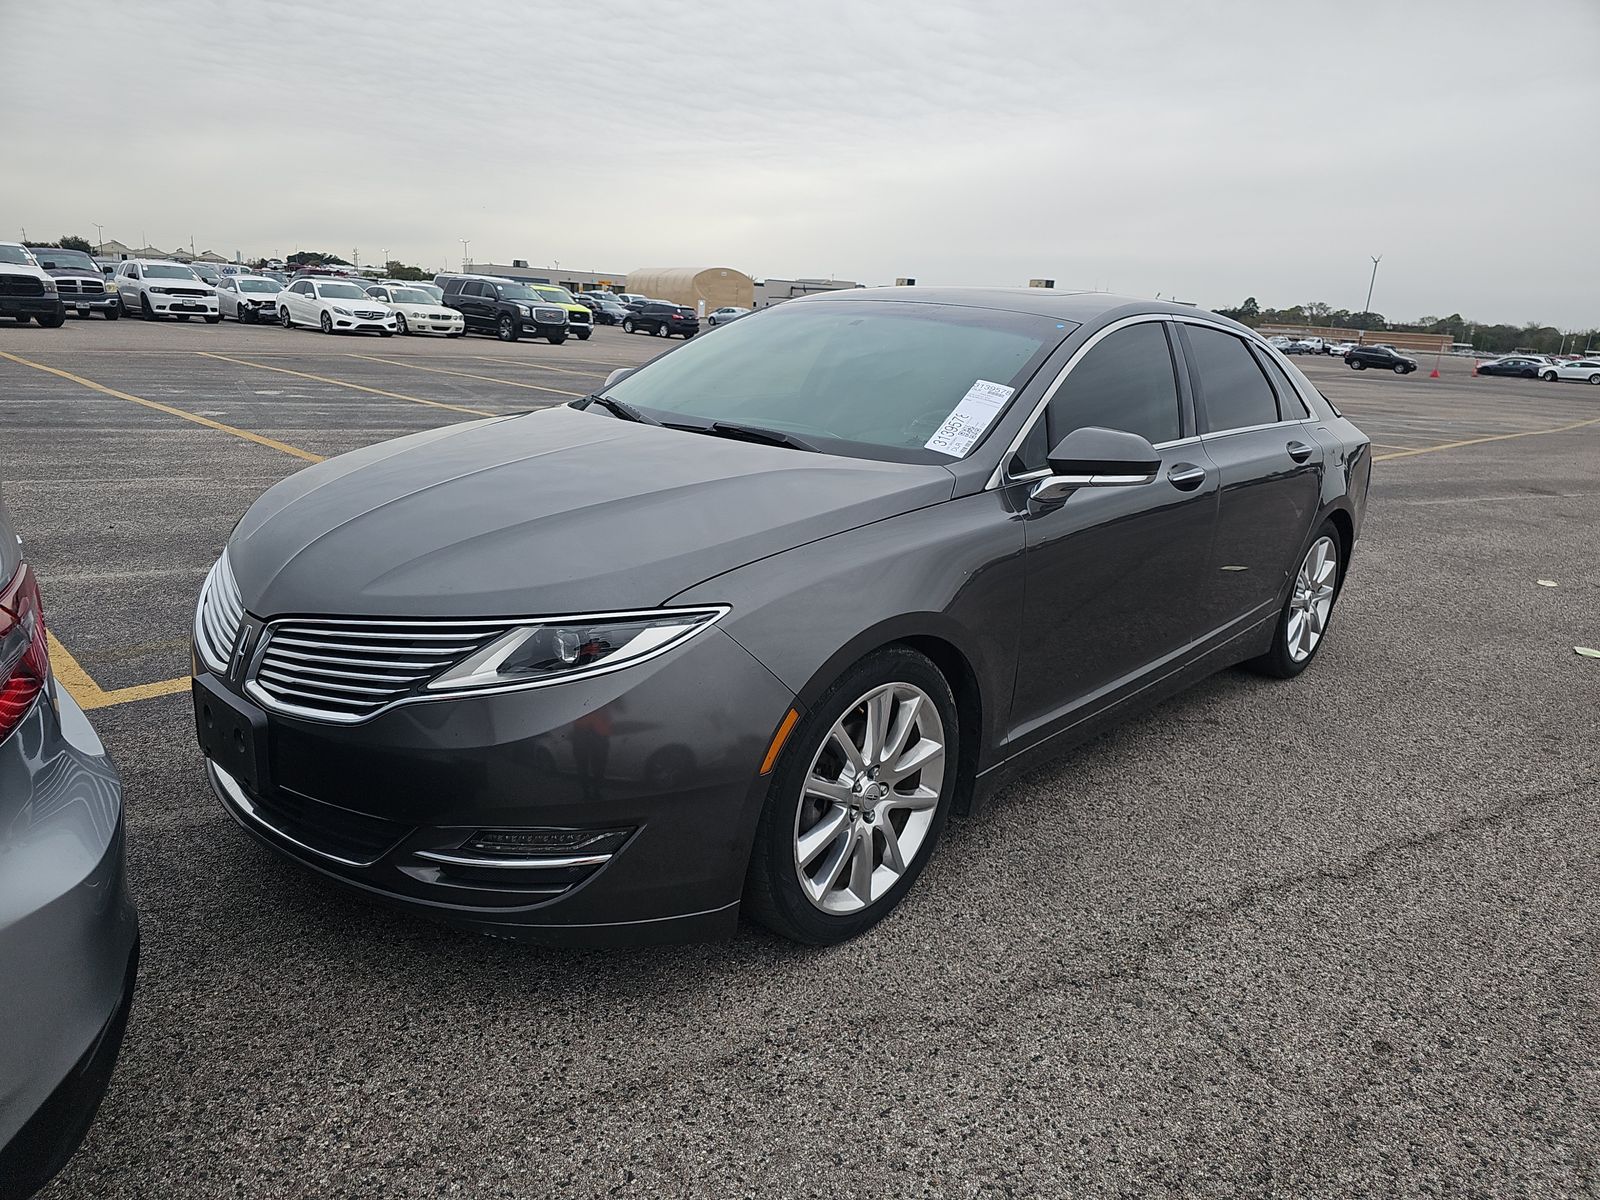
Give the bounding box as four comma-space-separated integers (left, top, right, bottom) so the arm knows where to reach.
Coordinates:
604, 367, 635, 388
1030, 426, 1161, 504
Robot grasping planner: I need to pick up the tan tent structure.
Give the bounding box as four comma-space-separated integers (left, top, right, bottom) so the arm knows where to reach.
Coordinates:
626, 267, 753, 316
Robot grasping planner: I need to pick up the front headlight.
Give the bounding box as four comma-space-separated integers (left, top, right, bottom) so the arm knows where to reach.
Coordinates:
426, 607, 727, 693
41, 278, 58, 293
516, 303, 532, 316
331, 305, 351, 316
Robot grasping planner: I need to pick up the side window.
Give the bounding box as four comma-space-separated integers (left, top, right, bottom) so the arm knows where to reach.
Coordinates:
1253, 347, 1311, 419
293, 281, 311, 295
1185, 325, 1280, 432
1044, 322, 1182, 451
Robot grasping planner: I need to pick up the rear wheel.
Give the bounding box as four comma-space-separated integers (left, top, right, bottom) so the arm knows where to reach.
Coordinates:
1589, 373, 1600, 386
654, 323, 669, 337
1249, 521, 1341, 679
745, 646, 959, 945
497, 315, 518, 341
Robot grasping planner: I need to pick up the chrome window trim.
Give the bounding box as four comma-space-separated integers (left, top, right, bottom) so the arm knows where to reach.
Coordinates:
987, 314, 1181, 490
1198, 418, 1310, 443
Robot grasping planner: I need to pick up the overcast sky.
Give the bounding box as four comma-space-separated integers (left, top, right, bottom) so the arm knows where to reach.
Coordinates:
4, 0, 1596, 327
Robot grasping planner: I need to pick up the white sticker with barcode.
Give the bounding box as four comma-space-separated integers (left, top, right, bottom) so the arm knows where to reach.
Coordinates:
924, 379, 1014, 457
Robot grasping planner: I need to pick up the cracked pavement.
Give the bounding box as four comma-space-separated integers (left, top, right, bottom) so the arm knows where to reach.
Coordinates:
2, 329, 1596, 1198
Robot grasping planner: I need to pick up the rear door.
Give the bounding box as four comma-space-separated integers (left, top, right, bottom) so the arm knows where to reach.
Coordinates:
1178, 322, 1325, 640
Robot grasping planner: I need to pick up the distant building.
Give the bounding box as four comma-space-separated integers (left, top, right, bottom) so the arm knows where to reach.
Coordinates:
465, 262, 628, 294
754, 277, 861, 308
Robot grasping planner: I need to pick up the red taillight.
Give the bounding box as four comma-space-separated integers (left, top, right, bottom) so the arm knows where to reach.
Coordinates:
0, 562, 51, 739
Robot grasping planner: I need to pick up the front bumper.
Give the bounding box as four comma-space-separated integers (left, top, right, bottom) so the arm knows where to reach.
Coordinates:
56, 289, 118, 313
0, 296, 65, 319
330, 314, 396, 333
0, 689, 138, 1196
517, 317, 567, 338
146, 294, 218, 316
403, 316, 463, 335
194, 626, 795, 945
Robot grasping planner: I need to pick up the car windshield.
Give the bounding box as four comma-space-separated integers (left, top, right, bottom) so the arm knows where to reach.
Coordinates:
316, 282, 368, 299
33, 248, 97, 271
145, 264, 198, 279
602, 300, 1064, 462
239, 278, 280, 293
534, 286, 577, 303
390, 288, 433, 304
0, 245, 34, 265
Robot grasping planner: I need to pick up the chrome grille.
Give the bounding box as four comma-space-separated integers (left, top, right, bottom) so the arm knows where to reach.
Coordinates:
248, 619, 512, 722
354, 309, 386, 319
55, 278, 105, 295
195, 554, 245, 674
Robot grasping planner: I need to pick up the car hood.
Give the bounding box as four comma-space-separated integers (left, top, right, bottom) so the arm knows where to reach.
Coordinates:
42, 268, 104, 281
229, 406, 955, 619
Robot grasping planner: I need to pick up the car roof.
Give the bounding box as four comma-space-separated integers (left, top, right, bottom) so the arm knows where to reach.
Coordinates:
793, 286, 1244, 330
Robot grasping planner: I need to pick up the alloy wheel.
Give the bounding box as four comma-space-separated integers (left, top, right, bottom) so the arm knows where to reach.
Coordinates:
320, 312, 333, 334
1286, 536, 1338, 663
395, 313, 408, 334
793, 682, 945, 915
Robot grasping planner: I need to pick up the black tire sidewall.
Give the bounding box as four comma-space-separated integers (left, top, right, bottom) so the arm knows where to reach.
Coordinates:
745, 646, 959, 944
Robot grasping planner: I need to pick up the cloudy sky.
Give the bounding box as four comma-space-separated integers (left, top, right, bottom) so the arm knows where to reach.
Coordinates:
4, 0, 1596, 327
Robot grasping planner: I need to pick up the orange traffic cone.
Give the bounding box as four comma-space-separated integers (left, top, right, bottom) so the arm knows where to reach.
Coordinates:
1430, 367, 1440, 378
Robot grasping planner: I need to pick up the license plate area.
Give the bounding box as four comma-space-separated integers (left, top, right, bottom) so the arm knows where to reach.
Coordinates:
193, 678, 269, 795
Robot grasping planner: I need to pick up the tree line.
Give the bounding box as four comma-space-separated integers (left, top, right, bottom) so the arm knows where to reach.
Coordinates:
1213, 297, 1598, 355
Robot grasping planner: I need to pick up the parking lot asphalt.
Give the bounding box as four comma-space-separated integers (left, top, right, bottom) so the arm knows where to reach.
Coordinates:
3, 320, 1598, 1198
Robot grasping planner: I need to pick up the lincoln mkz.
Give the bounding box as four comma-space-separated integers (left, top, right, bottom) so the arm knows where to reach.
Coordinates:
192, 288, 1370, 945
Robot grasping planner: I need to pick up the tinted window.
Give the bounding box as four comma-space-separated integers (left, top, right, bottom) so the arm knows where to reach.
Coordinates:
1253, 348, 1310, 419
1186, 326, 1279, 431
463, 281, 486, 297
1045, 322, 1181, 449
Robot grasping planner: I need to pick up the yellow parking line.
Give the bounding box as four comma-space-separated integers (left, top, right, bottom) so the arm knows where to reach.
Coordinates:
467, 355, 625, 376
195, 352, 495, 416
0, 349, 324, 463
48, 633, 189, 710
1373, 416, 1600, 461
348, 355, 583, 397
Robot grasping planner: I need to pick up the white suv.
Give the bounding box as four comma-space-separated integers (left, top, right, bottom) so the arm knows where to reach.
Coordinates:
0, 242, 66, 327
115, 259, 220, 322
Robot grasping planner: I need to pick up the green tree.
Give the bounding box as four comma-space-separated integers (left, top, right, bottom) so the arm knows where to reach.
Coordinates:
383, 260, 430, 281
58, 234, 95, 253
286, 250, 349, 267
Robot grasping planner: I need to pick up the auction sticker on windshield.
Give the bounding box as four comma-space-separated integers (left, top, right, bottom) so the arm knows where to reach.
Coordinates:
925, 380, 1014, 457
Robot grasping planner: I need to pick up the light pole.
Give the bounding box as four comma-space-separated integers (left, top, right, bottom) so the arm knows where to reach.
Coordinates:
1363, 254, 1382, 317
460, 239, 469, 272
93, 223, 104, 253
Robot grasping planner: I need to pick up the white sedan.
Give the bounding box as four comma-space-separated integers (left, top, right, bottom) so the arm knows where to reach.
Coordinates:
1538, 358, 1600, 384
278, 277, 396, 335
215, 274, 287, 323
365, 284, 464, 337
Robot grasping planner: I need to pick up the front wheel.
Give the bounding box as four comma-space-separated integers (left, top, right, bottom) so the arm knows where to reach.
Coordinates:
576, 329, 590, 340
104, 306, 119, 321
497, 315, 518, 341
1248, 522, 1341, 679
320, 312, 334, 335
1393, 363, 1406, 374
1540, 370, 1557, 381
622, 318, 635, 333
140, 295, 156, 320
280, 306, 294, 328
745, 646, 959, 945
546, 334, 566, 345
36, 310, 66, 328
1588, 373, 1600, 386
394, 313, 408, 335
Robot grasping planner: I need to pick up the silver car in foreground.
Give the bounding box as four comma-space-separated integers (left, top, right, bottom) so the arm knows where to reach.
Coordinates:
0, 491, 138, 1199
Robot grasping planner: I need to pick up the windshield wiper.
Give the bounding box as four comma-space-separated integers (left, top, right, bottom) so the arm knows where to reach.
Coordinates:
580, 393, 660, 426
702, 421, 819, 453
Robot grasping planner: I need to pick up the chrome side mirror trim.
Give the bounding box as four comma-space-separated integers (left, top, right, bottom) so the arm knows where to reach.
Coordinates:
1029, 469, 1158, 504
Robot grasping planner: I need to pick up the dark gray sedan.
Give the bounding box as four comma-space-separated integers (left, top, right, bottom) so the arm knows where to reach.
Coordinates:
1, 493, 138, 1196
192, 289, 1370, 946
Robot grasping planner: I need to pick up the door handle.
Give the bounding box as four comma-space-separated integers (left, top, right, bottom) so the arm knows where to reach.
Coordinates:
1286, 440, 1314, 463
1167, 463, 1207, 491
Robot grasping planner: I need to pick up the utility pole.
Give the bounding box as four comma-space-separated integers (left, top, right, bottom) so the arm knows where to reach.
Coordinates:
93, 223, 104, 253
1363, 254, 1382, 317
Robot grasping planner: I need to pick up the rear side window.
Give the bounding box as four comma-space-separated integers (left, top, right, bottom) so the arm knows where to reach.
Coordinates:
1186, 326, 1279, 432
1253, 348, 1311, 419
1045, 321, 1182, 449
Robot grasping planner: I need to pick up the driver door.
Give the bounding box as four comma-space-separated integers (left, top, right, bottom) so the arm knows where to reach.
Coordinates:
1008, 319, 1218, 748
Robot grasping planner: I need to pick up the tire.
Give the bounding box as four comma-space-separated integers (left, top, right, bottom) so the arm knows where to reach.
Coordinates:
547, 334, 565, 345
36, 310, 66, 328
744, 646, 960, 945
140, 294, 156, 320
175, 314, 191, 322
395, 313, 408, 335
1248, 520, 1342, 679
281, 306, 294, 329
577, 329, 590, 340
379, 329, 393, 337
104, 306, 119, 321
497, 315, 518, 342
1588, 374, 1600, 386
446, 332, 462, 339
116, 293, 130, 318
1393, 363, 1406, 374
623, 318, 635, 333
204, 315, 221, 324
654, 323, 669, 337
1351, 360, 1365, 370
1540, 370, 1557, 382
320, 312, 334, 335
